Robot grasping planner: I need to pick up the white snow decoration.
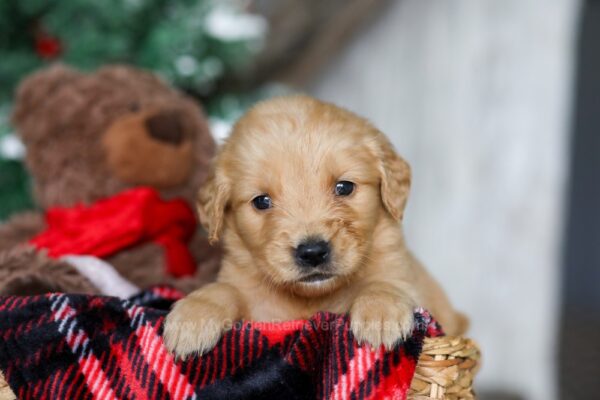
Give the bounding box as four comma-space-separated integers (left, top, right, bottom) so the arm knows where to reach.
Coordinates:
0, 133, 25, 160
209, 118, 233, 144
175, 55, 199, 77
204, 8, 267, 41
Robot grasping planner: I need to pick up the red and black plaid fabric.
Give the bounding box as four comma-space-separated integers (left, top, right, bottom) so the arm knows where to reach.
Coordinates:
0, 286, 442, 400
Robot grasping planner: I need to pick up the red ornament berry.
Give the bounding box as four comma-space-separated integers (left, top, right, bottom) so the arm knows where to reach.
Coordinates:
35, 35, 62, 59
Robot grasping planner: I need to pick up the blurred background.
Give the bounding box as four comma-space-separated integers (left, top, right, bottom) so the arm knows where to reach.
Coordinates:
0, 1, 597, 399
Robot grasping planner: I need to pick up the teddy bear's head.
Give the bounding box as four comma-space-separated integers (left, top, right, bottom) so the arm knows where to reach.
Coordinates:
12, 64, 215, 208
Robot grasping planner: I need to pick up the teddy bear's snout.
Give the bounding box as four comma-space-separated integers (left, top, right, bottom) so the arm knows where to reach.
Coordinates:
145, 111, 186, 146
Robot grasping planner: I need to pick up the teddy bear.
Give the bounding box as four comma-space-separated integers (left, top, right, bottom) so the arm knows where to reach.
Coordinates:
0, 64, 221, 296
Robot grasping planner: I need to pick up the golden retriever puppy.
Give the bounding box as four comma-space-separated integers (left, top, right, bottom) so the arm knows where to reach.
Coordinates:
164, 95, 467, 358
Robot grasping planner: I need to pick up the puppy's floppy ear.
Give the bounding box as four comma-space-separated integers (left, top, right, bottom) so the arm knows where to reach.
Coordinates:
197, 164, 230, 243
376, 135, 411, 221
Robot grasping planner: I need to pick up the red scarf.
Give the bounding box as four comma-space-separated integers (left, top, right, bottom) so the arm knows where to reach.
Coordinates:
30, 187, 197, 277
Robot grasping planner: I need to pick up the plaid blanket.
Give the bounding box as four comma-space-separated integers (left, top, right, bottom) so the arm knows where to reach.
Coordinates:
0, 286, 442, 400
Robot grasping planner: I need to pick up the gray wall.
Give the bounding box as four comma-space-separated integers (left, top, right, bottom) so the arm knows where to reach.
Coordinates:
310, 1, 580, 399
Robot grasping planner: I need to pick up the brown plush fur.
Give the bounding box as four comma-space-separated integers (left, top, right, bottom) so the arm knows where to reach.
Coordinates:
0, 248, 99, 295
164, 96, 468, 358
0, 64, 221, 295
0, 212, 46, 250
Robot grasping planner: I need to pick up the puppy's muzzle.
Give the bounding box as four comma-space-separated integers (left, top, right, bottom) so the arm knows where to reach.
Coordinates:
294, 239, 331, 268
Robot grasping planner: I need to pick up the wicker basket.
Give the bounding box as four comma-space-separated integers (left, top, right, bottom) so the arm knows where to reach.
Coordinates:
0, 336, 480, 400
408, 336, 481, 399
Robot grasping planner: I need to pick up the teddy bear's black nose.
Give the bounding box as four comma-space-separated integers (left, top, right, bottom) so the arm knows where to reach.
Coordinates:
145, 112, 185, 145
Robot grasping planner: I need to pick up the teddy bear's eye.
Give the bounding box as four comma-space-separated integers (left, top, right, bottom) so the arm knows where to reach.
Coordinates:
128, 102, 140, 112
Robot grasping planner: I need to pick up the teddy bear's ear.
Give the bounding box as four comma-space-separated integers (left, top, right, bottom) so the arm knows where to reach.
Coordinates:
11, 64, 82, 137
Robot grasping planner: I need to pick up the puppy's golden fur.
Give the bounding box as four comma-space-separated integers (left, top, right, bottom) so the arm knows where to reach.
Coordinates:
164, 96, 467, 358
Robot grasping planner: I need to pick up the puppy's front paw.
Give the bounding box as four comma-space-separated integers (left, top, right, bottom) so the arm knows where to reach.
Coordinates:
163, 297, 232, 359
350, 294, 414, 350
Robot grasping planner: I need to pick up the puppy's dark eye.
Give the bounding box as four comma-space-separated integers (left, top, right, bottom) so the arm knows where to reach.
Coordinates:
335, 181, 355, 196
252, 195, 272, 210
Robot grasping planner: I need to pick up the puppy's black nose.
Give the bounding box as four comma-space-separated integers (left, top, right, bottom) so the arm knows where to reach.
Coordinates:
295, 240, 331, 268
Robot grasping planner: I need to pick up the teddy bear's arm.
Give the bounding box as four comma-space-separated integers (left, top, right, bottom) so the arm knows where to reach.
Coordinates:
0, 211, 46, 253
167, 232, 222, 294
107, 242, 167, 290
106, 231, 221, 294
0, 248, 100, 296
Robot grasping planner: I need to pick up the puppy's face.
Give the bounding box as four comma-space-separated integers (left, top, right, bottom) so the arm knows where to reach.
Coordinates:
199, 96, 410, 297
